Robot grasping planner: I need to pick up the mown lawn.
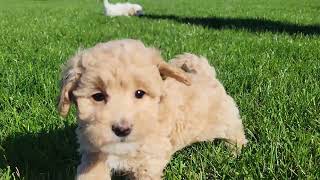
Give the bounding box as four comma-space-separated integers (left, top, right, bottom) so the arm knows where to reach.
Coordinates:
0, 0, 319, 179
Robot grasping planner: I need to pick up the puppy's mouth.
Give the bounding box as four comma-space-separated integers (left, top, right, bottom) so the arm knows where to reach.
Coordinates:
117, 136, 133, 143
120, 137, 127, 142
102, 142, 139, 155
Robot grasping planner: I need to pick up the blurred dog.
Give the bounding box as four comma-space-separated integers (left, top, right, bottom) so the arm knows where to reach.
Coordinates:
103, 0, 143, 17
58, 39, 247, 179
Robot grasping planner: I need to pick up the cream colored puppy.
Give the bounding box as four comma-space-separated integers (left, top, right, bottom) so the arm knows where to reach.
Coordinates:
58, 39, 247, 180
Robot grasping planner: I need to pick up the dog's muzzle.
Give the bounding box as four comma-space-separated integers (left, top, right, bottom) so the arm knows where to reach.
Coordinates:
112, 121, 132, 137
135, 10, 144, 16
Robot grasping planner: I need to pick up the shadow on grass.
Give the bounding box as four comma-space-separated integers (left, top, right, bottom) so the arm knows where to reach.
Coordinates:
0, 125, 79, 180
0, 124, 238, 179
142, 14, 320, 36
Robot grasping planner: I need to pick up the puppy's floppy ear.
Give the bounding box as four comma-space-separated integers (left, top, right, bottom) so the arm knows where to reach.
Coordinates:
58, 53, 82, 117
157, 62, 191, 86
150, 48, 191, 86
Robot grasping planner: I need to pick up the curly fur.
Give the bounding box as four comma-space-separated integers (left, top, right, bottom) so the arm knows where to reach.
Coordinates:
58, 39, 247, 180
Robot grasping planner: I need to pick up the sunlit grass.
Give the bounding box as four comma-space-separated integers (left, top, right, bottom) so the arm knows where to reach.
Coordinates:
0, 0, 319, 179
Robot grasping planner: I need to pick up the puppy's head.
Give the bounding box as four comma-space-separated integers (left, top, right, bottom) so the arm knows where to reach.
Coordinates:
130, 4, 143, 16
58, 39, 190, 152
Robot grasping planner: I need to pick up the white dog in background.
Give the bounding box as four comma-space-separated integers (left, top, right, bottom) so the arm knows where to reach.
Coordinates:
103, 0, 143, 17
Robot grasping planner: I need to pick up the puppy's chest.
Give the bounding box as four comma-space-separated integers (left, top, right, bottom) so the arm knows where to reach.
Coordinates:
106, 154, 132, 170
106, 154, 140, 180
105, 144, 141, 170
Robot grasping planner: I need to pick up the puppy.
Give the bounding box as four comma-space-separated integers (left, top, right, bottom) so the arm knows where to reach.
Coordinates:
103, 0, 143, 17
58, 39, 247, 180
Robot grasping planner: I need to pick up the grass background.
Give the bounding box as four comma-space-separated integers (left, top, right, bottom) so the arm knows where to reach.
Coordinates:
0, 0, 319, 179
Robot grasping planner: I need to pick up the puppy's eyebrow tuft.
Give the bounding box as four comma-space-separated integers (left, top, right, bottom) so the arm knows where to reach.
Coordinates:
134, 78, 159, 98
93, 76, 107, 91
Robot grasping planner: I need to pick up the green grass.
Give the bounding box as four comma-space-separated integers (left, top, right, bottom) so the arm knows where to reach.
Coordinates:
0, 0, 319, 179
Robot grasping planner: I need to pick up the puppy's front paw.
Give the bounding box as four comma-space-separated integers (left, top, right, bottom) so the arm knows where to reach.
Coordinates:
76, 153, 110, 180
76, 168, 111, 180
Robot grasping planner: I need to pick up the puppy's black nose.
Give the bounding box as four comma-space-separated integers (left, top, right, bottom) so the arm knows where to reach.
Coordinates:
112, 123, 132, 137
135, 10, 144, 16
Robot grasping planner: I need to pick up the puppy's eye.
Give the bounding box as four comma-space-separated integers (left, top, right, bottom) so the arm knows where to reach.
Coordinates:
92, 92, 106, 102
135, 90, 145, 99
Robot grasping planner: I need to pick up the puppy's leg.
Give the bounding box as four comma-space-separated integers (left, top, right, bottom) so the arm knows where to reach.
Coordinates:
220, 96, 248, 151
218, 120, 247, 155
202, 119, 247, 155
76, 152, 110, 180
134, 139, 173, 180
200, 96, 247, 155
135, 158, 168, 180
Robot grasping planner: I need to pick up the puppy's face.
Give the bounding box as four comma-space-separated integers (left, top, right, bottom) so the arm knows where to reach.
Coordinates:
58, 40, 190, 153
131, 5, 143, 16
73, 60, 163, 149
